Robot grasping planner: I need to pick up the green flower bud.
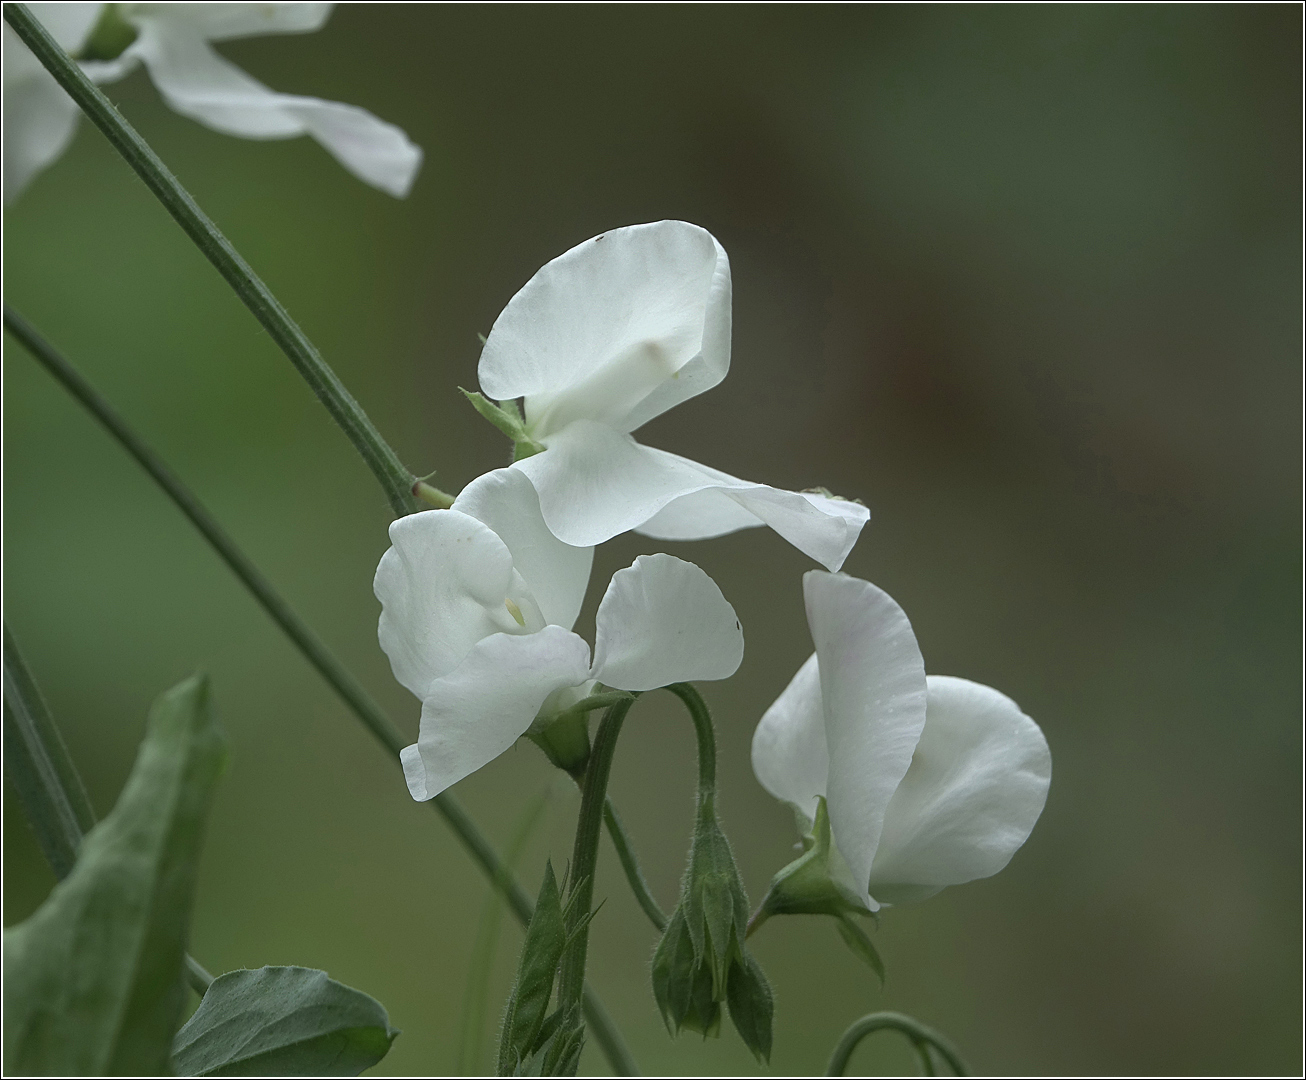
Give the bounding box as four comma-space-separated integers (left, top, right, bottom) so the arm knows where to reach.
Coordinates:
651, 801, 774, 1061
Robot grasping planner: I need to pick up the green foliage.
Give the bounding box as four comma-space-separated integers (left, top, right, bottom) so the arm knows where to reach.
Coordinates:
2, 675, 226, 1076
651, 799, 773, 1061
2, 625, 97, 880
650, 907, 721, 1038
835, 913, 886, 986
171, 966, 398, 1077
724, 952, 774, 1063
497, 862, 588, 1076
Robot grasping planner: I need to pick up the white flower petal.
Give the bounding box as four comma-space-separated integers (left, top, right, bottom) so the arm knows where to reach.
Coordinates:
806, 571, 928, 907
402, 627, 593, 800
751, 652, 827, 828
452, 467, 593, 632
591, 554, 743, 691
3, 4, 103, 202
374, 510, 542, 701
513, 419, 867, 569
867, 676, 1051, 905
478, 221, 731, 437
30, 2, 103, 50
127, 16, 421, 196
124, 2, 333, 42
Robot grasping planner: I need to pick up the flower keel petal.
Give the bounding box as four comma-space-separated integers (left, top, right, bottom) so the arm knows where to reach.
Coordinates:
402, 628, 593, 800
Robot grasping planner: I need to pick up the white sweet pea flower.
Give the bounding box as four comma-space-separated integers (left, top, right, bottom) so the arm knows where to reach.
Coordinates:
3, 4, 101, 200
4, 3, 421, 203
752, 571, 1050, 911
477, 220, 871, 572
374, 468, 744, 801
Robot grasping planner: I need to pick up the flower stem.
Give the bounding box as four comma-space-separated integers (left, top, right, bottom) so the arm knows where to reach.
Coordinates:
664, 682, 718, 805
2, 2, 419, 519
825, 1012, 969, 1077
3, 307, 637, 1076
603, 799, 669, 933
558, 696, 637, 1013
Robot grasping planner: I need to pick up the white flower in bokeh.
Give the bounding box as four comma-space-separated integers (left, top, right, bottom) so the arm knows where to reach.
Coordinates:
752, 571, 1051, 911
476, 220, 870, 572
4, 3, 422, 203
374, 468, 744, 800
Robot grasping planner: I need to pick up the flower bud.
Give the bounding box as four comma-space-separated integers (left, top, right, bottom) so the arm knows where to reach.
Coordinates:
651, 804, 773, 1061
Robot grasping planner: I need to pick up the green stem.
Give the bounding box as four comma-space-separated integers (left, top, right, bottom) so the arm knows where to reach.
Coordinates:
664, 683, 717, 803
3, 309, 637, 1076
596, 685, 719, 936
2, 3, 418, 518
3, 623, 215, 997
558, 697, 636, 1013
603, 800, 668, 933
825, 1012, 969, 1077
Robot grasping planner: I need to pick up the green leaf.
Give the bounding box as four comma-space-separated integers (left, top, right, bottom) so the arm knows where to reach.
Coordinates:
497, 862, 567, 1075
725, 950, 774, 1063
835, 913, 886, 986
171, 966, 398, 1077
3, 674, 226, 1076
2, 625, 97, 880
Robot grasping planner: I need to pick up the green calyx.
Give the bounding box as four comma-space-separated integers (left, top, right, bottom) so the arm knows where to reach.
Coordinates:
78, 6, 138, 62
751, 797, 870, 927
748, 797, 887, 984
651, 799, 774, 1061
460, 389, 545, 460
526, 688, 634, 780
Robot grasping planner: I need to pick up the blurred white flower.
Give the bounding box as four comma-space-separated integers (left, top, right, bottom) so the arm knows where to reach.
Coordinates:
4, 3, 422, 203
476, 220, 870, 571
374, 467, 744, 801
752, 570, 1051, 910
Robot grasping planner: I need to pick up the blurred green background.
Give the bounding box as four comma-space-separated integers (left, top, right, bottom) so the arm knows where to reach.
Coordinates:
4, 4, 1300, 1075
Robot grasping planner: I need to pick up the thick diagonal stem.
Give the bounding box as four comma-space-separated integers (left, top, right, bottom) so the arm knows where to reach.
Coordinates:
558, 697, 636, 1013
825, 1012, 969, 1077
3, 309, 637, 1076
2, 3, 418, 518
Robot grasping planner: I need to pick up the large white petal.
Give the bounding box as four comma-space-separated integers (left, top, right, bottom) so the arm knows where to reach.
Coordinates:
125, 16, 421, 196
807, 572, 928, 908
401, 627, 593, 801
751, 652, 827, 828
478, 221, 730, 437
123, 3, 333, 42
374, 510, 542, 701
591, 554, 743, 691
867, 676, 1051, 905
451, 467, 593, 632
3, 4, 102, 202
29, 2, 103, 50
513, 419, 868, 570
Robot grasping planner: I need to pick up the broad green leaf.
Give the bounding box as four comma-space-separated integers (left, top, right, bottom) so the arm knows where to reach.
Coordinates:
171, 966, 398, 1077
835, 913, 886, 986
497, 862, 567, 1075
2, 624, 97, 880
3, 674, 226, 1076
